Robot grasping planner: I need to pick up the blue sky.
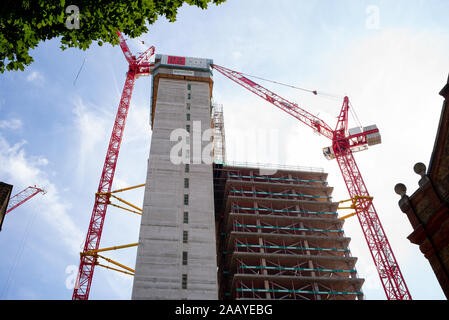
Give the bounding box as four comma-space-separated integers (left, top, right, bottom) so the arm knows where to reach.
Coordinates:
0, 0, 448, 300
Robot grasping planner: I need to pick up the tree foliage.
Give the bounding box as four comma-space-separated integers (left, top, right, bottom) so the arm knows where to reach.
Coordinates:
0, 0, 225, 73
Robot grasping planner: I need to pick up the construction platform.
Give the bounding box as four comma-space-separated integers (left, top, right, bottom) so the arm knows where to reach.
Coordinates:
213, 162, 365, 300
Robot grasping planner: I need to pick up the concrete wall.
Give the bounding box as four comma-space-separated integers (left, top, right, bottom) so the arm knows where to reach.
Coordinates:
132, 76, 218, 299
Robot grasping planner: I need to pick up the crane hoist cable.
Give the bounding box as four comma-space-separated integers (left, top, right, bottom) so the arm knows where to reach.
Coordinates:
73, 57, 87, 86
237, 70, 344, 100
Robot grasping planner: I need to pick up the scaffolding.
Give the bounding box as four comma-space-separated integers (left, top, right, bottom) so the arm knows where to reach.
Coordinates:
211, 102, 226, 164
213, 164, 364, 300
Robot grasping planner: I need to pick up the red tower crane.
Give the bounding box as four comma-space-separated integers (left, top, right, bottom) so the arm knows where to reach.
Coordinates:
211, 64, 411, 300
72, 31, 155, 300
6, 186, 45, 214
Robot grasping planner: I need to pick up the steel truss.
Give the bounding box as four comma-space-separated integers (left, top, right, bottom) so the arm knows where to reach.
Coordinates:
72, 30, 155, 300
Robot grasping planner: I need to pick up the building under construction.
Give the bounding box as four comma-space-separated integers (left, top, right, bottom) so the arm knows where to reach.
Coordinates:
213, 163, 364, 300
130, 54, 364, 300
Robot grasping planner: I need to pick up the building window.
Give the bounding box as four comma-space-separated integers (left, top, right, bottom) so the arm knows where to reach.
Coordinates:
187, 84, 191, 90
184, 178, 189, 188
183, 231, 188, 243
183, 212, 189, 224
186, 113, 190, 121
184, 194, 189, 205
182, 274, 188, 289
187, 93, 191, 100
185, 164, 189, 173
186, 103, 191, 110
186, 124, 190, 133
182, 251, 188, 265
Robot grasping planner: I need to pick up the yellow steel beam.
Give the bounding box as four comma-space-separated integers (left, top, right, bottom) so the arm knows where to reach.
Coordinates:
96, 262, 134, 276
109, 194, 143, 212
97, 184, 145, 196
109, 184, 146, 194
338, 205, 355, 210
82, 243, 138, 256
338, 196, 374, 209
338, 196, 374, 219
95, 262, 134, 276
354, 195, 373, 201
339, 212, 358, 220
95, 254, 135, 274
95, 184, 144, 216
338, 198, 354, 204
107, 202, 142, 215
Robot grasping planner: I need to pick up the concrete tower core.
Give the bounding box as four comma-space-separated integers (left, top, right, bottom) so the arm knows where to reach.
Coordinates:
131, 54, 218, 299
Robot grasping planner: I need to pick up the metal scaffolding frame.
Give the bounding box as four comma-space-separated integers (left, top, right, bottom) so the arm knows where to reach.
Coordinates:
215, 165, 364, 300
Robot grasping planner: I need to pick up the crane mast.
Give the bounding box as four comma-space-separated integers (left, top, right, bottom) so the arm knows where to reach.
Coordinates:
72, 31, 155, 300
211, 64, 411, 300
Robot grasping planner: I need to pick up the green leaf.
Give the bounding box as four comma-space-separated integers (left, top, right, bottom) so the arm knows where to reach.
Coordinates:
0, 0, 227, 73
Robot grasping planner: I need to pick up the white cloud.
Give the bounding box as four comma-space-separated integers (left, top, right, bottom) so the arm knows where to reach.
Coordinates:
35, 157, 49, 166
26, 71, 44, 83
71, 97, 111, 182
0, 135, 83, 254
0, 118, 22, 130
70, 95, 151, 185
122, 101, 151, 147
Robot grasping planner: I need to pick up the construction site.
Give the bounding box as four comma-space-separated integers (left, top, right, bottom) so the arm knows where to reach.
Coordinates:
0, 33, 426, 301
1, 1, 448, 303
2, 45, 402, 300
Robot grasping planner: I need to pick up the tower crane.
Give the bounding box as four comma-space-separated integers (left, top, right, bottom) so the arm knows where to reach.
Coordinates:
72, 31, 155, 300
5, 186, 45, 214
211, 64, 411, 300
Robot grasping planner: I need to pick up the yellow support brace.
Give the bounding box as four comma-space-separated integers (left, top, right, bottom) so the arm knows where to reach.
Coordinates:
83, 243, 138, 256
95, 253, 135, 274
107, 202, 142, 215
96, 263, 135, 276
109, 194, 143, 212
96, 184, 145, 196
338, 196, 374, 220
80, 244, 138, 276
109, 184, 146, 194
86, 185, 144, 277
96, 184, 144, 216
339, 212, 358, 220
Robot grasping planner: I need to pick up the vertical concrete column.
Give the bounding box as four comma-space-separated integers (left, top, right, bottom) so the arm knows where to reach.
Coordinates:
132, 56, 218, 300
295, 201, 321, 300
